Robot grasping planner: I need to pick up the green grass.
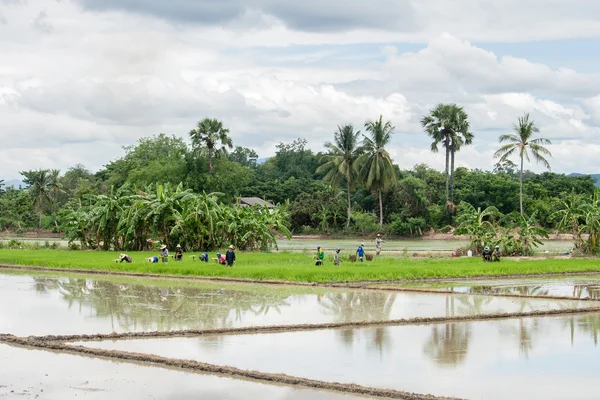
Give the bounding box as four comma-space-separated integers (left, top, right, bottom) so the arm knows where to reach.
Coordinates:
0, 249, 598, 283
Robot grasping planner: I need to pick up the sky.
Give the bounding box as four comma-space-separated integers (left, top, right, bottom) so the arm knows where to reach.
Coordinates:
1, 0, 600, 181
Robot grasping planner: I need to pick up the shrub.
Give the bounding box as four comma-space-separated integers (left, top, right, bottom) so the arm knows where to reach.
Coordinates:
349, 211, 378, 235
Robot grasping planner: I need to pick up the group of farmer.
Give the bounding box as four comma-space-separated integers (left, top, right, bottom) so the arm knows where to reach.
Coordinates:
314, 234, 384, 266
482, 245, 502, 262
116, 243, 237, 267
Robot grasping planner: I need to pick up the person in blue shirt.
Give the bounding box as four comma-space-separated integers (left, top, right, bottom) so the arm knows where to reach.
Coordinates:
356, 243, 365, 262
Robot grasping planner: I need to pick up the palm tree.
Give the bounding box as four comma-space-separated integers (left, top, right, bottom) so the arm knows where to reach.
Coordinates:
494, 113, 552, 215
357, 115, 397, 226
317, 124, 363, 228
189, 118, 233, 172
421, 104, 473, 216
20, 169, 52, 227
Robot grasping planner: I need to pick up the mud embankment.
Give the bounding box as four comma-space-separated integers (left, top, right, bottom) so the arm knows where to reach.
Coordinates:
0, 335, 462, 400
7, 305, 600, 344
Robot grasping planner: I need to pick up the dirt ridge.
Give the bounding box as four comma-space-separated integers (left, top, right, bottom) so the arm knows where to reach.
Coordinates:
8, 306, 600, 343
0, 336, 462, 400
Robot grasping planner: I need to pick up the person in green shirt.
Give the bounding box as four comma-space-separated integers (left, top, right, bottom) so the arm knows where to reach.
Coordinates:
315, 246, 324, 266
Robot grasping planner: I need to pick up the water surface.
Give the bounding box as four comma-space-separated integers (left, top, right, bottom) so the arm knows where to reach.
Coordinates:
0, 271, 589, 336
382, 275, 600, 299
0, 344, 362, 400
79, 314, 600, 400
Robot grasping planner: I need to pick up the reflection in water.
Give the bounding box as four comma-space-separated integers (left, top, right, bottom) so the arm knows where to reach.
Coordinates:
33, 276, 294, 332
319, 291, 395, 352
423, 323, 471, 366
78, 313, 600, 400
443, 282, 600, 300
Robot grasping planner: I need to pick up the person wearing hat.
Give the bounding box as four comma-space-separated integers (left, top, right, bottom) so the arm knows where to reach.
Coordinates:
482, 246, 492, 262
334, 248, 342, 266
314, 246, 324, 266
492, 245, 501, 262
225, 245, 236, 267
356, 243, 365, 262
160, 244, 169, 263
174, 244, 183, 261
375, 234, 384, 256
118, 253, 132, 263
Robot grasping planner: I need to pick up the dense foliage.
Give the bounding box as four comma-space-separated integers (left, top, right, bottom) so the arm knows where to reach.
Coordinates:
1, 114, 597, 254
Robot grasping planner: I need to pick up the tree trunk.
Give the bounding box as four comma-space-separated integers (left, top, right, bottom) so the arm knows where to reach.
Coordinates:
520, 154, 524, 215
346, 177, 352, 228
450, 147, 455, 205
378, 189, 383, 227
208, 148, 213, 172
444, 136, 450, 221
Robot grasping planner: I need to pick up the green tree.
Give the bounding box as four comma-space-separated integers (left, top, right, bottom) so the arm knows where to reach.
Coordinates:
20, 169, 52, 227
229, 146, 259, 167
189, 118, 233, 172
358, 115, 397, 226
317, 124, 363, 228
98, 134, 189, 187
421, 104, 473, 216
494, 113, 552, 215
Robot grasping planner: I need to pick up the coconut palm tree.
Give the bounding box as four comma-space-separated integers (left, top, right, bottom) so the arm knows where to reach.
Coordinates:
357, 115, 397, 226
317, 124, 363, 227
189, 118, 233, 172
494, 113, 552, 215
20, 169, 52, 227
421, 104, 473, 216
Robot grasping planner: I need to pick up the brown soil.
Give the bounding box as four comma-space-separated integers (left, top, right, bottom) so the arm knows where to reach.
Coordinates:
0, 230, 63, 239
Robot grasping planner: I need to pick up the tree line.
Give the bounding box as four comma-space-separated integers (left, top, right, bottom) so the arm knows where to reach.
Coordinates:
1, 105, 598, 252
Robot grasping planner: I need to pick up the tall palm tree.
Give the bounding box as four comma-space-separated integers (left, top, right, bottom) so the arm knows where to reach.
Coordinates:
21, 169, 52, 227
494, 113, 552, 215
317, 124, 363, 228
421, 104, 473, 216
189, 118, 233, 172
357, 115, 397, 226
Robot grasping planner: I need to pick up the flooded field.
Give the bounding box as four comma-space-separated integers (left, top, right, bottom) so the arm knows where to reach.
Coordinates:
0, 270, 590, 336
76, 313, 600, 400
2, 268, 600, 399
0, 344, 364, 400
380, 275, 600, 299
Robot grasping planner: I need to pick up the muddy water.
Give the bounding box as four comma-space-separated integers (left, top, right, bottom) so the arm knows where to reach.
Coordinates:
78, 313, 600, 400
0, 270, 590, 336
384, 275, 600, 299
0, 344, 364, 400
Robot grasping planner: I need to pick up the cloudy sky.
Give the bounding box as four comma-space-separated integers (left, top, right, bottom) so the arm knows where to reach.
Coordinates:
2, 0, 600, 181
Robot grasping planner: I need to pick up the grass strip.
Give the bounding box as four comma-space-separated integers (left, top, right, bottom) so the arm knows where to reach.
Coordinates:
1, 249, 599, 283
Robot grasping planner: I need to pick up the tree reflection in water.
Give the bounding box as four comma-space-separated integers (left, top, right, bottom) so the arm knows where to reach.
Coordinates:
319, 291, 396, 353
423, 322, 471, 366
32, 276, 294, 333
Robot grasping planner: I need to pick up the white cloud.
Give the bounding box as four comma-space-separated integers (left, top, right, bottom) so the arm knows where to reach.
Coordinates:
1, 0, 600, 180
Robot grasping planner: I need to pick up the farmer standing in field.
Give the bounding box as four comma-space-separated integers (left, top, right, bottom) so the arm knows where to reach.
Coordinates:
160, 245, 169, 263
334, 248, 342, 266
225, 245, 236, 267
356, 243, 365, 262
375, 234, 384, 256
